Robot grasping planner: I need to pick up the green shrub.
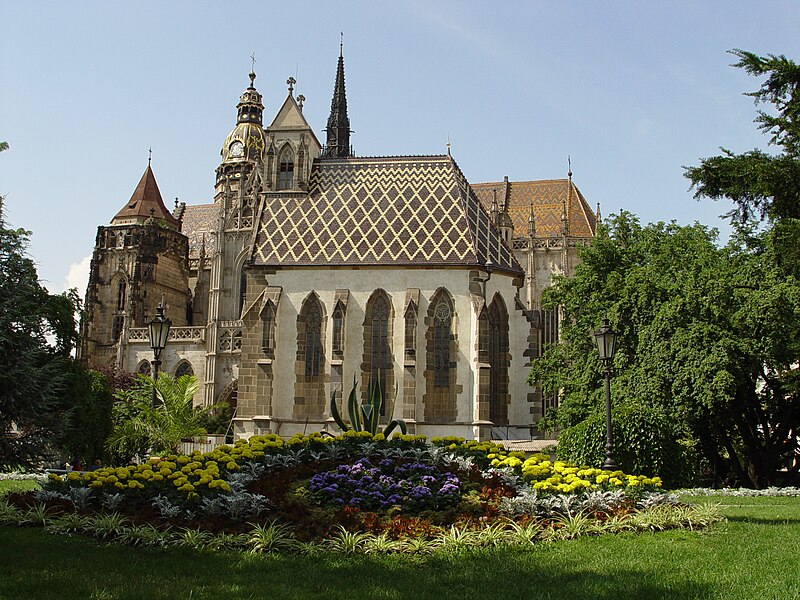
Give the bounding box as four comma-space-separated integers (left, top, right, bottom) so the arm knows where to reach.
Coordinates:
556, 401, 697, 488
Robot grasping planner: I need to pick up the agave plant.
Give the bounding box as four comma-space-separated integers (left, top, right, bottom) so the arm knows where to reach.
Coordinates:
330, 377, 407, 437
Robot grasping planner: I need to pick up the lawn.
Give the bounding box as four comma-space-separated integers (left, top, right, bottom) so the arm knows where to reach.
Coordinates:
1, 495, 798, 600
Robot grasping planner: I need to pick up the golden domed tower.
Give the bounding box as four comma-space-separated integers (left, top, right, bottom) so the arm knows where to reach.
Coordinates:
215, 70, 267, 197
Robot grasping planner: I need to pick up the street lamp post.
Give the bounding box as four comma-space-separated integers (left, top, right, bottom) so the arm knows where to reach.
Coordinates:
148, 304, 172, 410
594, 319, 618, 471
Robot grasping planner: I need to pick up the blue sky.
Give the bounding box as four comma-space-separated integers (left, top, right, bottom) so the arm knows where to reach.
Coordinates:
2, 1, 799, 294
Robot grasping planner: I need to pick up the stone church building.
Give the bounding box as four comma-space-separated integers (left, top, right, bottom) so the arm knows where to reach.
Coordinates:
79, 49, 598, 441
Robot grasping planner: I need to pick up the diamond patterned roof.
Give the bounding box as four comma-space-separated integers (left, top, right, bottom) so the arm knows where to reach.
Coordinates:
251, 156, 522, 275
472, 179, 596, 239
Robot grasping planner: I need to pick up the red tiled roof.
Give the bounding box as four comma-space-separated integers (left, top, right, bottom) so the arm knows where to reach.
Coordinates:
472, 179, 596, 239
112, 165, 179, 228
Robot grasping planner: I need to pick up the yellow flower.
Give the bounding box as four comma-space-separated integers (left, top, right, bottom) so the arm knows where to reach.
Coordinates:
48, 473, 62, 482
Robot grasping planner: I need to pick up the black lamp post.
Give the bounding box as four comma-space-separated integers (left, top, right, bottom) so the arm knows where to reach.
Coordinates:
594, 319, 618, 470
148, 304, 171, 410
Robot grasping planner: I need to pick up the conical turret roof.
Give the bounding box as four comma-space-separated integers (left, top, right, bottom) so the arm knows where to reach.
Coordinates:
111, 164, 179, 228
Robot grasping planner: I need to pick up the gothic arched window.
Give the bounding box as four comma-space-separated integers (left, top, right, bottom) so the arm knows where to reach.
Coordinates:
304, 300, 322, 377
433, 299, 451, 387
332, 303, 345, 356
371, 295, 390, 395
295, 294, 326, 420
278, 147, 294, 190
487, 296, 509, 424
404, 305, 417, 361
117, 280, 127, 311
175, 361, 194, 378
137, 360, 151, 376
261, 302, 276, 357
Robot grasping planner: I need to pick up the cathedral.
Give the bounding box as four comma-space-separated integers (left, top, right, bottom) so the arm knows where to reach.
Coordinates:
79, 48, 598, 441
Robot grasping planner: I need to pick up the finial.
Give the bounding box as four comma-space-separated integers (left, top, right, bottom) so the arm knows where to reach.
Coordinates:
596, 202, 602, 223
297, 94, 305, 110
568, 155, 572, 180
340, 32, 343, 57
446, 132, 451, 156
287, 77, 296, 95
528, 202, 536, 238
174, 197, 179, 209
148, 147, 152, 165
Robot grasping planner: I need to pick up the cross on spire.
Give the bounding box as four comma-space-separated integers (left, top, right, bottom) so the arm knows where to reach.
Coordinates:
287, 77, 296, 94
250, 52, 256, 71
148, 147, 152, 165
340, 32, 343, 57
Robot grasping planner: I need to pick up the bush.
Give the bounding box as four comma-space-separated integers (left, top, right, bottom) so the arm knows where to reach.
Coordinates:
556, 402, 697, 488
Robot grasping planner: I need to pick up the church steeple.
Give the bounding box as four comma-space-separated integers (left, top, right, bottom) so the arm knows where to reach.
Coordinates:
323, 36, 352, 158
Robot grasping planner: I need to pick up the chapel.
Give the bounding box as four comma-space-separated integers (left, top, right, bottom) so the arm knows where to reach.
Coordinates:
79, 47, 598, 441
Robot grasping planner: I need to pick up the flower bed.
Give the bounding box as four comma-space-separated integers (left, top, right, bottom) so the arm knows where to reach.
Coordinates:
0, 432, 715, 554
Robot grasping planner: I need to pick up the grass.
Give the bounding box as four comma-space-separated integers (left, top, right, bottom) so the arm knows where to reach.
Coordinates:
1, 495, 799, 599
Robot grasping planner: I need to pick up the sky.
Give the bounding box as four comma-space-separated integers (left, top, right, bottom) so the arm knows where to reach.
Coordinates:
2, 1, 799, 295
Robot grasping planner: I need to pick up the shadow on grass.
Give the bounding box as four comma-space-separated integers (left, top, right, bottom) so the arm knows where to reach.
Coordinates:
1, 527, 711, 600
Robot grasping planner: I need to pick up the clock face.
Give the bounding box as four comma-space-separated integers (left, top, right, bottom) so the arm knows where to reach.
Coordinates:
229, 141, 244, 157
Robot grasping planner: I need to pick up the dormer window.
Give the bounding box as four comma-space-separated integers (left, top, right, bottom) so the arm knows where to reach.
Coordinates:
278, 147, 294, 190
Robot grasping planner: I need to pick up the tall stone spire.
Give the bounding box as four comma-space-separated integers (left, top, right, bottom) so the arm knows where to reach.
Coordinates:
323, 35, 352, 158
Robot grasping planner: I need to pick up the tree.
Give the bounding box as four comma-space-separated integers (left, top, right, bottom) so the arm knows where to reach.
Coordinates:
57, 364, 115, 464
531, 212, 800, 488
0, 206, 80, 469
685, 50, 800, 224
107, 374, 220, 459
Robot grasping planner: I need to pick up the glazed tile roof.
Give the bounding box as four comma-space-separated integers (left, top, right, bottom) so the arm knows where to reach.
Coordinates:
251, 156, 523, 275
472, 179, 596, 239
181, 203, 219, 259
112, 165, 180, 229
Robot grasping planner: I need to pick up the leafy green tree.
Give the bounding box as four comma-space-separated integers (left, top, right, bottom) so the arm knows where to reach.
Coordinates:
107, 374, 219, 460
57, 365, 115, 464
0, 202, 80, 470
531, 212, 800, 488
685, 50, 800, 224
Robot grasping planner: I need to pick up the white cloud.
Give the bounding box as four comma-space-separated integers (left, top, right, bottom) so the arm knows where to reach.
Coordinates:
62, 255, 91, 294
